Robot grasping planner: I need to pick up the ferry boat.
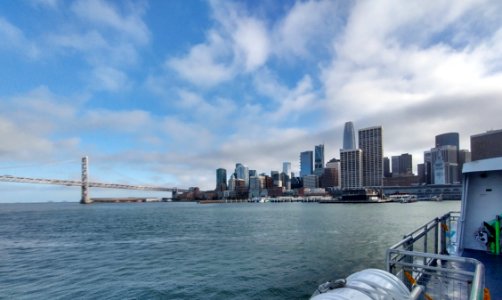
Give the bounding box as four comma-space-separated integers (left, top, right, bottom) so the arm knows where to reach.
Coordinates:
388, 194, 418, 203
312, 157, 502, 299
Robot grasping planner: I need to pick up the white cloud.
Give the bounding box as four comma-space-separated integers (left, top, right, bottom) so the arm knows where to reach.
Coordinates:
71, 0, 149, 45
167, 31, 234, 87
0, 17, 39, 58
31, 0, 60, 9
320, 0, 502, 161
232, 17, 270, 71
273, 0, 340, 58
84, 109, 153, 133
91, 66, 130, 92
161, 117, 214, 152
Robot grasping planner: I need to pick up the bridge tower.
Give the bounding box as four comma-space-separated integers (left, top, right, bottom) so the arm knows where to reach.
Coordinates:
81, 156, 91, 204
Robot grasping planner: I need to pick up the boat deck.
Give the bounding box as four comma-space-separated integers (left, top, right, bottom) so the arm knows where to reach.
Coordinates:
462, 249, 502, 297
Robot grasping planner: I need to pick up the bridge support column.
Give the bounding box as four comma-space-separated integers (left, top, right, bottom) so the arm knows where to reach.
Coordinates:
81, 156, 91, 204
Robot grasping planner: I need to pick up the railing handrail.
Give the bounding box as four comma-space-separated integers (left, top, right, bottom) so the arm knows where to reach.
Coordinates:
386, 211, 484, 300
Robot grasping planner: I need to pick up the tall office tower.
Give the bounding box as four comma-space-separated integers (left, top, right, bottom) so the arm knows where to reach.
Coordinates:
436, 132, 460, 179
235, 163, 249, 187
228, 174, 236, 191
383, 157, 391, 178
216, 168, 227, 191
249, 169, 257, 177
322, 158, 340, 188
249, 176, 263, 198
459, 150, 471, 173
471, 129, 502, 161
358, 126, 383, 187
314, 144, 325, 175
399, 153, 413, 175
340, 149, 363, 188
271, 171, 281, 187
391, 156, 400, 176
300, 151, 313, 177
343, 122, 356, 150
283, 162, 291, 176
280, 172, 291, 190
436, 132, 460, 149
417, 163, 425, 184
424, 151, 432, 184
431, 145, 459, 184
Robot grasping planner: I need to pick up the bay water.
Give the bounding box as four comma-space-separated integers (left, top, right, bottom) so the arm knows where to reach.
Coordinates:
0, 201, 459, 299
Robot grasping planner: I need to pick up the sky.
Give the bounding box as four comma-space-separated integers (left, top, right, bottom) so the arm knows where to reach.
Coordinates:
0, 0, 502, 202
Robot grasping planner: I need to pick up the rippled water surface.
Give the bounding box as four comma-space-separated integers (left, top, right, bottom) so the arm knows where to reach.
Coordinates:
0, 201, 460, 299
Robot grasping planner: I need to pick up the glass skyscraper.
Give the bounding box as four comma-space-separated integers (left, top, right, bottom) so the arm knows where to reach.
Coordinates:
343, 121, 356, 150
216, 168, 227, 191
300, 151, 313, 177
314, 144, 325, 174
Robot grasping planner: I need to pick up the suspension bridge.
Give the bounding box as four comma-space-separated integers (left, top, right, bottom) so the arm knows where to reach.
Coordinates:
0, 157, 187, 204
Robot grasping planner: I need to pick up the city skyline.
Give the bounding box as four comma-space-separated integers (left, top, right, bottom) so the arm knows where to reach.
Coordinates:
1, 1, 502, 202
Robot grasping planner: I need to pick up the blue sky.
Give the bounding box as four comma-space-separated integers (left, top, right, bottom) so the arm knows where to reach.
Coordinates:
1, 0, 502, 202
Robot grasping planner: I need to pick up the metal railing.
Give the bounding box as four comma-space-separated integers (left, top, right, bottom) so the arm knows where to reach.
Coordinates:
386, 212, 485, 300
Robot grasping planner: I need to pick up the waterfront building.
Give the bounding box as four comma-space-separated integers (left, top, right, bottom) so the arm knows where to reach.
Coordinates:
424, 151, 432, 184
314, 144, 325, 175
417, 163, 425, 184
216, 168, 227, 191
392, 153, 413, 176
234, 179, 248, 199
291, 176, 303, 189
431, 145, 459, 184
391, 156, 400, 176
343, 121, 356, 150
358, 126, 383, 187
235, 163, 249, 187
340, 148, 363, 188
300, 151, 313, 177
321, 158, 340, 188
303, 174, 319, 189
249, 176, 264, 198
471, 129, 502, 161
383, 157, 391, 178
271, 171, 282, 187
383, 175, 420, 186
280, 172, 291, 190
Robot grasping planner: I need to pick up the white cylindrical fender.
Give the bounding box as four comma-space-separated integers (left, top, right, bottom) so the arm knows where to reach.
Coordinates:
311, 269, 411, 300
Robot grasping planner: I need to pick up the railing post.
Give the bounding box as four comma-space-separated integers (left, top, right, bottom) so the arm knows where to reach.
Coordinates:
434, 218, 439, 254
440, 216, 447, 254
403, 236, 414, 290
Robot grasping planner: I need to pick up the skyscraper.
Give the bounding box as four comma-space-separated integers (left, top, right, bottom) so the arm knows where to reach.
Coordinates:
216, 168, 227, 191
471, 129, 502, 161
431, 145, 459, 184
359, 126, 383, 187
435, 132, 459, 149
392, 153, 413, 176
235, 163, 249, 187
300, 151, 313, 177
340, 149, 363, 188
343, 122, 356, 150
314, 144, 325, 175
283, 162, 291, 177
383, 157, 391, 178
